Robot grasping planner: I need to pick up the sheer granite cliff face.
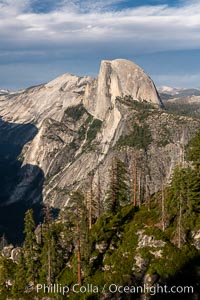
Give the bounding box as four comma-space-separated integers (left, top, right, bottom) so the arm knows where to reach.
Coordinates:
0, 59, 198, 208
82, 59, 162, 160
84, 59, 162, 120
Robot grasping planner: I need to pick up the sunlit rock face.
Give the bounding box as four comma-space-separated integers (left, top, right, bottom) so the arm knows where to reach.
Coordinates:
83, 59, 162, 120
1, 58, 199, 211
0, 58, 161, 137
0, 74, 92, 126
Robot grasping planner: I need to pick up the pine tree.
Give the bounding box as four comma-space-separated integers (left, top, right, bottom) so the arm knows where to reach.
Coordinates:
39, 206, 64, 285
0, 256, 16, 294
23, 209, 38, 284
169, 167, 187, 248
167, 166, 200, 248
12, 250, 27, 295
89, 172, 94, 229
108, 157, 118, 212
145, 175, 151, 211
97, 168, 103, 217
133, 158, 137, 207
106, 157, 129, 213
186, 168, 200, 214
138, 171, 141, 207
161, 181, 166, 231
64, 190, 88, 286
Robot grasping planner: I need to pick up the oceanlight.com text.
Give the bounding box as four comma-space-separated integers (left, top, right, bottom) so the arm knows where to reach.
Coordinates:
108, 283, 194, 295
36, 283, 194, 296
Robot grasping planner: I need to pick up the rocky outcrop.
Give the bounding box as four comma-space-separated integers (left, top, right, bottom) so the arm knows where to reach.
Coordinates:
84, 59, 162, 120
96, 241, 108, 253
1, 245, 14, 258
0, 58, 199, 210
137, 230, 166, 248
1, 245, 21, 262
0, 74, 92, 127
192, 230, 200, 250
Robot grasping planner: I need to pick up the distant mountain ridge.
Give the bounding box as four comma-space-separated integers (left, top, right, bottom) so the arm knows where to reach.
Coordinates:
157, 85, 200, 119
158, 86, 200, 101
0, 89, 9, 95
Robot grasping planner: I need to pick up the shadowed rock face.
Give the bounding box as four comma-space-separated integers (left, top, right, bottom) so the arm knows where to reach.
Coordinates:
0, 118, 44, 244
0, 117, 38, 204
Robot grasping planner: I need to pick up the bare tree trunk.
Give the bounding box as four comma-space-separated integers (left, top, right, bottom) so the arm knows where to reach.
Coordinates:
77, 237, 82, 286
181, 128, 185, 167
97, 169, 102, 217
145, 175, 150, 211
111, 158, 116, 211
47, 239, 51, 286
89, 174, 93, 229
45, 206, 52, 286
161, 181, 165, 231
40, 223, 43, 245
178, 197, 182, 249
84, 192, 88, 208
76, 214, 82, 286
133, 159, 137, 207
138, 172, 141, 208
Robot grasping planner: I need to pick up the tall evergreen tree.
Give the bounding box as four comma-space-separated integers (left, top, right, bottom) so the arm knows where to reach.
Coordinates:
12, 251, 27, 295
97, 168, 103, 217
64, 190, 88, 286
23, 209, 38, 284
0, 256, 16, 294
167, 166, 200, 247
39, 206, 64, 285
133, 158, 137, 207
88, 172, 94, 229
106, 157, 129, 213
161, 180, 166, 231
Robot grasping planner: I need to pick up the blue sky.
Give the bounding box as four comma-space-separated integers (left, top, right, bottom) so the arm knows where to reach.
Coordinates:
30, 0, 182, 13
0, 0, 200, 90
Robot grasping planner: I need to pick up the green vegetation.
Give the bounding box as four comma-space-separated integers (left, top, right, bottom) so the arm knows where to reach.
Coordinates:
188, 130, 200, 175
87, 119, 102, 143
64, 103, 102, 153
165, 101, 200, 120
117, 122, 152, 149
156, 125, 172, 147
64, 104, 87, 121
106, 157, 130, 212
1, 130, 200, 299
116, 95, 156, 111
116, 95, 157, 121
115, 96, 156, 149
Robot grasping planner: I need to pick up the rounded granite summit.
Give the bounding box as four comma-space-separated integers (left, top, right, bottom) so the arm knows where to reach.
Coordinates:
84, 58, 162, 120
102, 58, 161, 105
